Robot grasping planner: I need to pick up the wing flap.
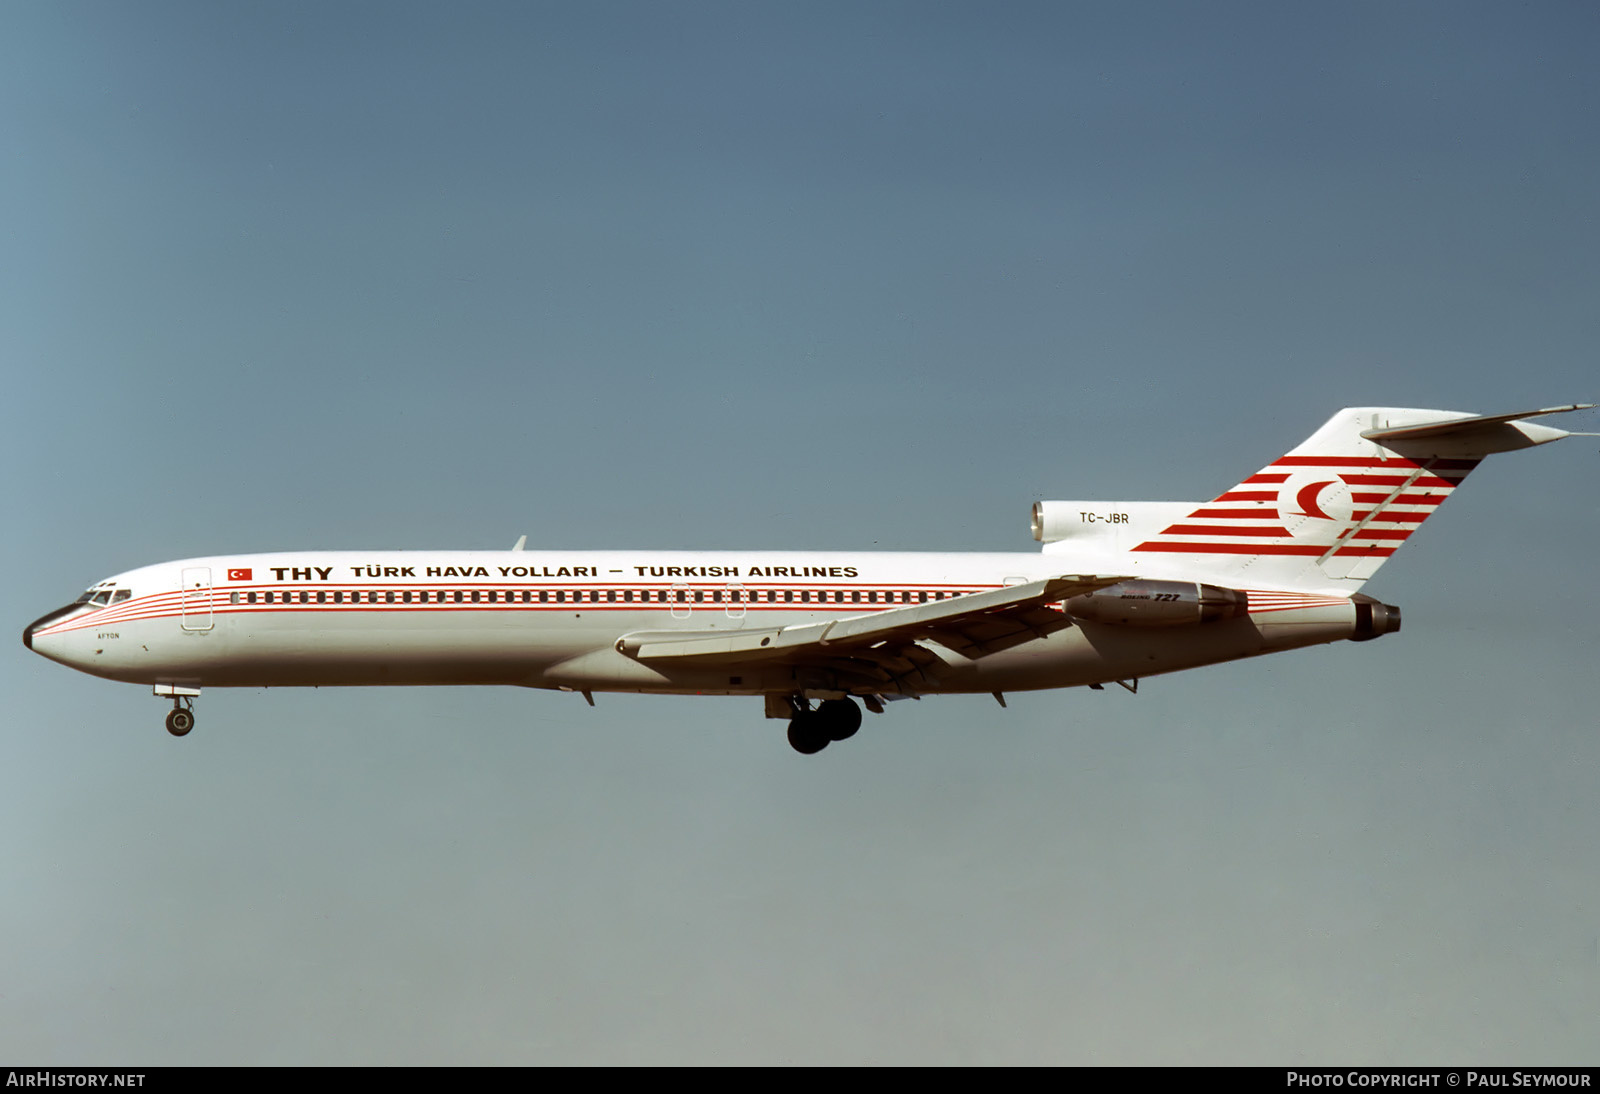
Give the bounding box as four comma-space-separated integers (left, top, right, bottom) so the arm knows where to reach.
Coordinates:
617, 574, 1128, 668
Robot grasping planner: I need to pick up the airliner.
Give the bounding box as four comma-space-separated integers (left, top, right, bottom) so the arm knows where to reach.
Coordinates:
24, 404, 1592, 753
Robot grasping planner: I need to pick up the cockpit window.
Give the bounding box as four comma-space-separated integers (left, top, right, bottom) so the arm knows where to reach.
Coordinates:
73, 586, 129, 608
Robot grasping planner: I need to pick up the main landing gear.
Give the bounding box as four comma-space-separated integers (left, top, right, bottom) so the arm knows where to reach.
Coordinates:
786, 698, 863, 755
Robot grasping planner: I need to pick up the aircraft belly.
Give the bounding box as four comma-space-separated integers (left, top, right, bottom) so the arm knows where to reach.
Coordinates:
96, 610, 635, 688
928, 623, 1260, 691
943, 604, 1358, 692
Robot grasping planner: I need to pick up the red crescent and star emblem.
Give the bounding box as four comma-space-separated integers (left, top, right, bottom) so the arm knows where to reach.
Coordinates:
1295, 480, 1336, 520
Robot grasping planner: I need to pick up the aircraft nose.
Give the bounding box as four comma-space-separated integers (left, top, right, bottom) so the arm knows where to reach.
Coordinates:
24, 605, 80, 655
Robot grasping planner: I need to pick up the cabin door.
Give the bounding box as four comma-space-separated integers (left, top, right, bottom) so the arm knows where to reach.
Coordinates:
180, 567, 214, 632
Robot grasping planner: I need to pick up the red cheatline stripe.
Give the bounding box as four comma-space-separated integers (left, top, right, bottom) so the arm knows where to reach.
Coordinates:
1349, 492, 1447, 505
1184, 507, 1282, 520
1350, 510, 1429, 523
1347, 528, 1413, 541
1249, 603, 1349, 613
1248, 596, 1348, 605
1243, 474, 1290, 484
36, 584, 1006, 634
1334, 544, 1396, 557
1340, 473, 1465, 489
1132, 542, 1327, 556
1213, 491, 1278, 502
1162, 524, 1294, 537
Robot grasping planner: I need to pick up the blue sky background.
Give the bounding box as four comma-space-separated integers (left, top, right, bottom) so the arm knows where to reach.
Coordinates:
3, 1, 1597, 1064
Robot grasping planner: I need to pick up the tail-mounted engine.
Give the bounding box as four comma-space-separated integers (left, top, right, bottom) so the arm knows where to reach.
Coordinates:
1065, 580, 1249, 628
1031, 500, 1196, 546
1350, 594, 1402, 641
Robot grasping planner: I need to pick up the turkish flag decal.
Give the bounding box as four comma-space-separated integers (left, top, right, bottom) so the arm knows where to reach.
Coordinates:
227, 568, 252, 581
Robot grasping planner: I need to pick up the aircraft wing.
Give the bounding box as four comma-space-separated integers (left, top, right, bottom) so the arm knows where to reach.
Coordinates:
615, 574, 1130, 694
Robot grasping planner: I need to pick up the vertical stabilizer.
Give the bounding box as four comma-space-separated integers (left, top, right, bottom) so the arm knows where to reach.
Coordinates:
1123, 404, 1589, 592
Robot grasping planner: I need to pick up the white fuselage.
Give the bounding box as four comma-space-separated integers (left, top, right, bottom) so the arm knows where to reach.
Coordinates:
27, 549, 1364, 699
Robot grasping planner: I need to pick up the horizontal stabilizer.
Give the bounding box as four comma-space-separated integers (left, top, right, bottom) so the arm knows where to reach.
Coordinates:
1360, 403, 1594, 444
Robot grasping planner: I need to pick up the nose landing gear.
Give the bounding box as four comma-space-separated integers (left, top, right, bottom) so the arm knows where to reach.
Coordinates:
154, 685, 201, 737
165, 705, 195, 737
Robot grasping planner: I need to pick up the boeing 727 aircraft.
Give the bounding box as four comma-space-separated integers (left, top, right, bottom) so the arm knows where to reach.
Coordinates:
24, 404, 1593, 753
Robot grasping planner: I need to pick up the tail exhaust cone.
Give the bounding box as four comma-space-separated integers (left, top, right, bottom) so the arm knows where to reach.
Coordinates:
1351, 596, 1401, 642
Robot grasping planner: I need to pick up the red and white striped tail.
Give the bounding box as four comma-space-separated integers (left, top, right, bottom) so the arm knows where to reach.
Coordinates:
1125, 405, 1584, 591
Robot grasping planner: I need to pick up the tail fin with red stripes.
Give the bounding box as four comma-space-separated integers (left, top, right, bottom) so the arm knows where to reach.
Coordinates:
1122, 404, 1591, 591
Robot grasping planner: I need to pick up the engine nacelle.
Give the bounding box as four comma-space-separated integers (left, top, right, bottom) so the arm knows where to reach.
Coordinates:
1065, 580, 1249, 628
1031, 500, 1196, 546
1350, 595, 1402, 641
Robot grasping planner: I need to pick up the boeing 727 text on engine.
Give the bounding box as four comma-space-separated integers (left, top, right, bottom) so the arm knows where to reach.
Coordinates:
24, 404, 1592, 753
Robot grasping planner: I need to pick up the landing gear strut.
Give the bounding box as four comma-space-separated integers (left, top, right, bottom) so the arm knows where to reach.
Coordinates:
785, 697, 864, 754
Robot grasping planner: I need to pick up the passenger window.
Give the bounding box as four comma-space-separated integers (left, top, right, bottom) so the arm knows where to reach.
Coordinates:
230, 592, 240, 605
317, 591, 327, 604
248, 592, 257, 604
385, 591, 395, 604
